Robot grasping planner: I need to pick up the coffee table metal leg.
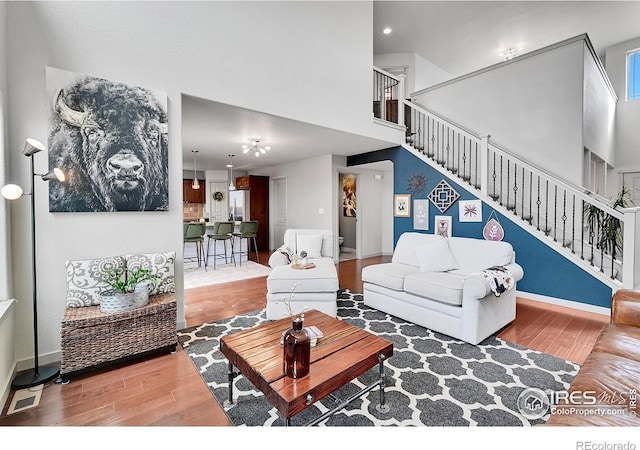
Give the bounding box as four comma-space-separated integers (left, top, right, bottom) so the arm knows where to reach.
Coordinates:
223, 360, 238, 408
376, 353, 390, 413
303, 352, 390, 426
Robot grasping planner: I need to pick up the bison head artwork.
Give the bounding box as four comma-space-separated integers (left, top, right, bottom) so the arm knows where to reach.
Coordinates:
48, 76, 168, 212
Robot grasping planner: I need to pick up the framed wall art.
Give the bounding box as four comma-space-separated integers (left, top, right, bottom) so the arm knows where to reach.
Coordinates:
413, 199, 429, 230
394, 194, 411, 217
459, 199, 482, 222
46, 67, 169, 212
434, 215, 452, 238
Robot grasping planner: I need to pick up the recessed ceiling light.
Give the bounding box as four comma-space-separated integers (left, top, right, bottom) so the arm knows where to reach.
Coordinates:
383, 27, 392, 35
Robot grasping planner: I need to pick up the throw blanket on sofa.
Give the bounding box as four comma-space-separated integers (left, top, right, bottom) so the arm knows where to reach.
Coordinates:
481, 266, 514, 297
276, 245, 293, 264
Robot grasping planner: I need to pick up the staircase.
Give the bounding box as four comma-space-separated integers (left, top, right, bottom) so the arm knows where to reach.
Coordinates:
373, 67, 640, 291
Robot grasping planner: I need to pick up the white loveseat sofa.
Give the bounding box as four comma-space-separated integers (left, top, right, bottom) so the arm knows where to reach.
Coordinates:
362, 232, 524, 345
266, 229, 339, 320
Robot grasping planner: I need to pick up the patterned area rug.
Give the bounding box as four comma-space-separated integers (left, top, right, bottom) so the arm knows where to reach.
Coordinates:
177, 289, 579, 426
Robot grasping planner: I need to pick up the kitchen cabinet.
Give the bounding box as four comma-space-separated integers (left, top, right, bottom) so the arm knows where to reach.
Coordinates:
231, 175, 269, 251
183, 179, 205, 203
235, 176, 250, 190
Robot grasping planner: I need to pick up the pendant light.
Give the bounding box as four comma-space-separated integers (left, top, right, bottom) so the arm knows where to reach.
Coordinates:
191, 150, 200, 189
227, 154, 236, 191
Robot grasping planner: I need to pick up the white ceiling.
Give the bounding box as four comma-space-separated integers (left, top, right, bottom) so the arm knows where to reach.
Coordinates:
183, 1, 640, 173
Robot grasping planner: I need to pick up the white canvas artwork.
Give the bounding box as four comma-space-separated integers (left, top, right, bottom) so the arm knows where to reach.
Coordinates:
413, 199, 429, 230
459, 200, 483, 222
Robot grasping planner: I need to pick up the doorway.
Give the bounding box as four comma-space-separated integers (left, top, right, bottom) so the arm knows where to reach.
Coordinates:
272, 177, 287, 250
338, 173, 357, 261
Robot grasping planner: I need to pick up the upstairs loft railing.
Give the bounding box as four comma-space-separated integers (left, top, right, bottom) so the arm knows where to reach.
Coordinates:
373, 67, 403, 125
373, 67, 640, 290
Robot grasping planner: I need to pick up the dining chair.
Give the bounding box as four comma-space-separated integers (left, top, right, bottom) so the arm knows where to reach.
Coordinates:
233, 220, 259, 266
206, 221, 235, 270
184, 222, 206, 267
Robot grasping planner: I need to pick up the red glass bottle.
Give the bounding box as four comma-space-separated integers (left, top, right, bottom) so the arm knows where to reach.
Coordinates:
283, 317, 311, 378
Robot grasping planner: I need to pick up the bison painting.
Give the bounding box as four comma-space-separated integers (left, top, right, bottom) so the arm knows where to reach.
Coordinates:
47, 70, 168, 212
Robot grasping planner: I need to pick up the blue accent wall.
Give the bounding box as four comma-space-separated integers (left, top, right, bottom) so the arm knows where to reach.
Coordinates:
348, 147, 613, 308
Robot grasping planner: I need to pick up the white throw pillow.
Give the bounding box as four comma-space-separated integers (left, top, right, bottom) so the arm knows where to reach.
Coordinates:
295, 234, 323, 259
65, 255, 126, 307
125, 251, 176, 295
415, 239, 459, 273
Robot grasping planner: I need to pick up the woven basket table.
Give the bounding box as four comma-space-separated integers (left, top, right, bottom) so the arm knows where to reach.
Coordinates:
60, 293, 177, 380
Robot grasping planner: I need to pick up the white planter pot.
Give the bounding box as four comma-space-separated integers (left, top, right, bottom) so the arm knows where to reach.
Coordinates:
100, 284, 150, 313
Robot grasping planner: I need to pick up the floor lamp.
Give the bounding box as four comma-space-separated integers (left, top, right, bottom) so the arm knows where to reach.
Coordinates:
1, 138, 65, 388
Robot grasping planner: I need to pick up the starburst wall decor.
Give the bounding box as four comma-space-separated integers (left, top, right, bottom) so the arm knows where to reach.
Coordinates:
407, 172, 428, 198
428, 179, 460, 213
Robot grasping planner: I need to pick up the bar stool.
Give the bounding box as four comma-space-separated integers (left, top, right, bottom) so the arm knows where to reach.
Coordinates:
205, 221, 235, 270
233, 220, 259, 266
183, 222, 206, 267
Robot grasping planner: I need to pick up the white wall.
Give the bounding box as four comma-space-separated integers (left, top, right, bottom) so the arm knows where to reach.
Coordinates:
583, 49, 617, 175
413, 39, 586, 186
0, 1, 16, 402
5, 1, 379, 367
605, 36, 640, 177
0, 1, 10, 301
255, 154, 334, 244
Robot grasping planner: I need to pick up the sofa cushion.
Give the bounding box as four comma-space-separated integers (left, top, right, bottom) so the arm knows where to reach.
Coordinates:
125, 252, 176, 295
415, 238, 459, 273
404, 272, 465, 306
295, 234, 323, 259
392, 232, 443, 267
590, 324, 640, 363
65, 255, 126, 307
284, 229, 334, 259
362, 262, 420, 291
447, 237, 514, 273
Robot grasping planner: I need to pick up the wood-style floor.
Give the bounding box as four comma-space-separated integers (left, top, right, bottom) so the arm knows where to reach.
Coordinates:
0, 252, 610, 426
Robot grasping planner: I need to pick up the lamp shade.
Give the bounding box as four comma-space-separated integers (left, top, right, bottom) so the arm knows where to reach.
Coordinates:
1, 184, 24, 200
42, 168, 65, 182
22, 138, 45, 157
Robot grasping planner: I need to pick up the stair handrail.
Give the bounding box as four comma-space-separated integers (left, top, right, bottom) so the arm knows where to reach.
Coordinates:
403, 98, 622, 220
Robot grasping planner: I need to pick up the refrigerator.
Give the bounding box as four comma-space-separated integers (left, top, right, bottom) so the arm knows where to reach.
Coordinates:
228, 190, 250, 221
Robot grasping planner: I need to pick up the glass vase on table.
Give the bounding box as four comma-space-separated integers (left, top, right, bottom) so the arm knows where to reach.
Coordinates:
283, 316, 311, 378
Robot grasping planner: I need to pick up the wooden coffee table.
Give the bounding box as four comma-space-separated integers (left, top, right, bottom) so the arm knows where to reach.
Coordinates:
220, 309, 394, 425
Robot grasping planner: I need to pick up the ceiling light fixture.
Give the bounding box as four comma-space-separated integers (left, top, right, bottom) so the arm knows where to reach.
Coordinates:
227, 154, 236, 191
383, 27, 392, 35
191, 150, 200, 189
242, 140, 271, 158
500, 47, 520, 61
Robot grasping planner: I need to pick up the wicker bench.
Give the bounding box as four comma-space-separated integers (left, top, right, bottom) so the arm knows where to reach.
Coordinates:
59, 293, 177, 381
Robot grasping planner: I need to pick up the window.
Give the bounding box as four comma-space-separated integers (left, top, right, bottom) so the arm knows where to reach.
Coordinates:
628, 49, 640, 101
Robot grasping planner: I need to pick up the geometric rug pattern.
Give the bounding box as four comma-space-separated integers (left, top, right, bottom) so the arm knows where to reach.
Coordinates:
177, 289, 580, 426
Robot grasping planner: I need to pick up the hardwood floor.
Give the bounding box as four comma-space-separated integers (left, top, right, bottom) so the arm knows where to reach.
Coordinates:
0, 252, 609, 426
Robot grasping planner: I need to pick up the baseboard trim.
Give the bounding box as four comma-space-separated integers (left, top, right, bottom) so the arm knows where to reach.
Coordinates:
516, 290, 611, 317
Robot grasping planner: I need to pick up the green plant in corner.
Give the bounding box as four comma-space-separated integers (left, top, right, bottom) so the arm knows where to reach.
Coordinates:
103, 267, 160, 294
584, 185, 634, 260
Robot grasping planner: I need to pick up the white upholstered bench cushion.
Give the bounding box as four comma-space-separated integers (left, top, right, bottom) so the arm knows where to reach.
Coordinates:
267, 258, 339, 294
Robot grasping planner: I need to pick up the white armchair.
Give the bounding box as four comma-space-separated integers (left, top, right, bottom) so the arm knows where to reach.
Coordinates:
266, 229, 339, 320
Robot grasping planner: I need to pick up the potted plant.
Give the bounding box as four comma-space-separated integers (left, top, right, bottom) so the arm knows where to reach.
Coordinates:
100, 267, 159, 313
584, 185, 633, 261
